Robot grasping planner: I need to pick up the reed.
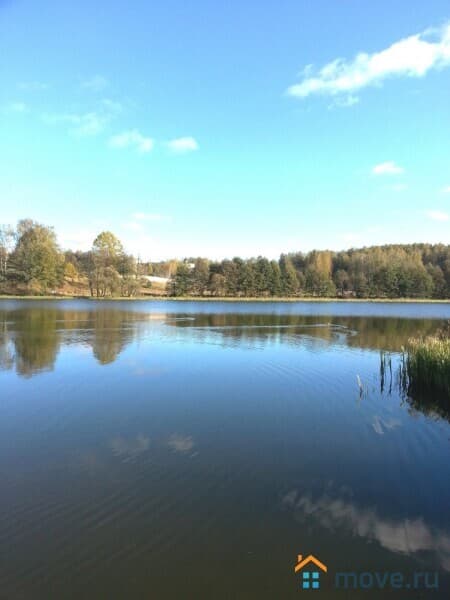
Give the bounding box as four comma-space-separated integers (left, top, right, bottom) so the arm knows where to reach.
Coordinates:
404, 321, 450, 399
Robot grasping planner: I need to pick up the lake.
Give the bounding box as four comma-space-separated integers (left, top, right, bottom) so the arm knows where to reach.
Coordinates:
1, 299, 450, 598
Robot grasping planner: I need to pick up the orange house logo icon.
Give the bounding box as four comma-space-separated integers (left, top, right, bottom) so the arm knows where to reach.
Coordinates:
294, 554, 327, 590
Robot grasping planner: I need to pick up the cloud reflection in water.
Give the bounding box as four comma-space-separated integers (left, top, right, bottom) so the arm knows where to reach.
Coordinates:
109, 434, 150, 462
167, 434, 196, 455
282, 490, 450, 571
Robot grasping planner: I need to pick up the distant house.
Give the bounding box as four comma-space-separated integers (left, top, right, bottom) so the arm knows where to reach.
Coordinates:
294, 554, 327, 590
141, 275, 170, 284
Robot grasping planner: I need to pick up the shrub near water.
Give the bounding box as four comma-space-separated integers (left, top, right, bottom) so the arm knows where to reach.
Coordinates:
406, 321, 450, 399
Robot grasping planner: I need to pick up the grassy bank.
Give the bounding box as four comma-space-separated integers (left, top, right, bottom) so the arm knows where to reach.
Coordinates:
0, 295, 80, 300
157, 296, 450, 303
2, 294, 450, 303
1, 294, 450, 303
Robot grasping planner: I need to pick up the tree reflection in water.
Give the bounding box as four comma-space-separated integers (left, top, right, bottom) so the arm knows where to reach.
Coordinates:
0, 307, 150, 376
0, 302, 447, 432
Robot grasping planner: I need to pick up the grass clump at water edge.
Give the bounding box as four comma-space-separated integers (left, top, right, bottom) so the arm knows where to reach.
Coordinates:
404, 322, 450, 399
379, 321, 450, 417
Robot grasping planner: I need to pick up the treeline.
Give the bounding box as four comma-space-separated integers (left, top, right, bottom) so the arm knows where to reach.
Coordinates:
0, 220, 145, 297
1, 219, 450, 298
170, 246, 450, 299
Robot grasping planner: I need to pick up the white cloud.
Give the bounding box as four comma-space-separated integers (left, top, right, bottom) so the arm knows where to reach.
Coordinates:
427, 210, 449, 221
287, 21, 450, 102
109, 129, 154, 153
166, 137, 199, 153
18, 81, 48, 91
442, 186, 450, 193
81, 75, 109, 92
372, 161, 404, 175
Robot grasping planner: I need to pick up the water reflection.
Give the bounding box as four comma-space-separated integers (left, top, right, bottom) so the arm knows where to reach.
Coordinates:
1, 303, 449, 427
167, 434, 196, 455
1, 301, 449, 598
171, 313, 441, 351
4, 309, 60, 377
371, 415, 401, 435
109, 434, 151, 463
0, 307, 159, 376
79, 433, 196, 471
282, 490, 450, 572
0, 304, 445, 379
91, 311, 134, 365
379, 353, 450, 424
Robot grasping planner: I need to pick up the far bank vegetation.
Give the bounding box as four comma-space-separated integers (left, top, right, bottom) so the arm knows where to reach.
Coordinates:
1, 219, 450, 299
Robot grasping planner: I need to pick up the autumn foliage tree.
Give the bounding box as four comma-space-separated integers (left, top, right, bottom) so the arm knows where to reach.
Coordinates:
9, 220, 64, 291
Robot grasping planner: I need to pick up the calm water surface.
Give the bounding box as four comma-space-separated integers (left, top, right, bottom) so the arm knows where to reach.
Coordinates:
1, 300, 450, 599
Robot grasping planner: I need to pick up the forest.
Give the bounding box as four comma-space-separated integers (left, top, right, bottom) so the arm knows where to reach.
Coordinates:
1, 219, 450, 299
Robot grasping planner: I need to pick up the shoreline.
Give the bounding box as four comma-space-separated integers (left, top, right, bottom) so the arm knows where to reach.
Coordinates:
1, 295, 449, 304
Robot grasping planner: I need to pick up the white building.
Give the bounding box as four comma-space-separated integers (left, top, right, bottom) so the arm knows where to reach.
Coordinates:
141, 275, 170, 284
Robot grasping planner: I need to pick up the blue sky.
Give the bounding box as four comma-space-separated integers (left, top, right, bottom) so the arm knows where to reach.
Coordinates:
1, 1, 449, 260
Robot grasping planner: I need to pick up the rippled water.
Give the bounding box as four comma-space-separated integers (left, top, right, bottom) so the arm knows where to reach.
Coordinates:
1, 300, 449, 599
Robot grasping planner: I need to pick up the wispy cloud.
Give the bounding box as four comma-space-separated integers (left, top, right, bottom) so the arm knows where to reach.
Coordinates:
43, 111, 108, 136
427, 210, 449, 222
18, 81, 48, 91
44, 99, 121, 137
442, 186, 450, 193
166, 137, 199, 153
4, 102, 28, 113
372, 161, 404, 175
81, 75, 109, 92
109, 129, 154, 152
329, 95, 359, 109
100, 98, 122, 114
287, 21, 450, 103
